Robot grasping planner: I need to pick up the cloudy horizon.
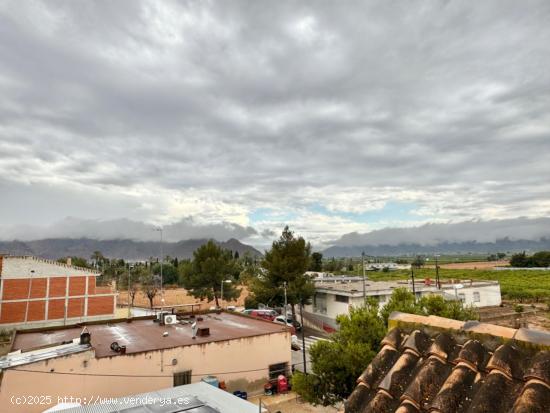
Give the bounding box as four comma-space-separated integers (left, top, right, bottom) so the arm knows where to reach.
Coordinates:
1, 1, 549, 248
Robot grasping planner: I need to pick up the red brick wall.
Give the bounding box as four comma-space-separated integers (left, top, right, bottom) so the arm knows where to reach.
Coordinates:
48, 299, 65, 320
27, 300, 46, 321
67, 298, 85, 318
88, 276, 96, 294
87, 296, 114, 316
49, 277, 67, 297
30, 278, 47, 298
69, 277, 86, 296
0, 302, 26, 323
2, 279, 30, 300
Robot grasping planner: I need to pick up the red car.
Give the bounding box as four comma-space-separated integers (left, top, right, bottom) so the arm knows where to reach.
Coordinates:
246, 309, 278, 321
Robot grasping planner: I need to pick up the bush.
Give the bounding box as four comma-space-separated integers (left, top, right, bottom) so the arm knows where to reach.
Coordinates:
514, 304, 524, 313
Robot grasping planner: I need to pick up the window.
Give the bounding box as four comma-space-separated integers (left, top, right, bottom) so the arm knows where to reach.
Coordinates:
269, 362, 289, 380
473, 291, 480, 303
173, 370, 192, 386
335, 295, 349, 303
378, 295, 387, 303
458, 293, 466, 303
314, 293, 327, 314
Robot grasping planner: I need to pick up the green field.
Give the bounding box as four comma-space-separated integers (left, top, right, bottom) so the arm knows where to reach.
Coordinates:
366, 268, 550, 302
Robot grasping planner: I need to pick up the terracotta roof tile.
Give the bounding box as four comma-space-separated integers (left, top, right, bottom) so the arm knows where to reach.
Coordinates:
345, 312, 550, 413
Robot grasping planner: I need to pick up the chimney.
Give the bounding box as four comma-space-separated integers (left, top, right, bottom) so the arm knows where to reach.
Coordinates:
67, 257, 72, 266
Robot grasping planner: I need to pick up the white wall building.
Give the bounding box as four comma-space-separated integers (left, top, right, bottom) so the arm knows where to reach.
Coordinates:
303, 277, 501, 330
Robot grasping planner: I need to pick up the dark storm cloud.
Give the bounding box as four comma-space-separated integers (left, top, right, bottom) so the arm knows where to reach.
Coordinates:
0, 0, 549, 243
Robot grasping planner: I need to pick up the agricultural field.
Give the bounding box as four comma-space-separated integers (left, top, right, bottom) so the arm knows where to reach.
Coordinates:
368, 268, 550, 302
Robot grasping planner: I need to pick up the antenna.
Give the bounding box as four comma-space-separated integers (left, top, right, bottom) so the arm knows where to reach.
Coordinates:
191, 321, 198, 339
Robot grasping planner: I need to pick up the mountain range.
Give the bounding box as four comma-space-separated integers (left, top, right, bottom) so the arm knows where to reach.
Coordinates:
0, 238, 262, 261
322, 238, 550, 257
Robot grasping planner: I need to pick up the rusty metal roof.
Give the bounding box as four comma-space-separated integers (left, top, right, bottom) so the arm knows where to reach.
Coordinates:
345, 312, 550, 413
12, 312, 287, 359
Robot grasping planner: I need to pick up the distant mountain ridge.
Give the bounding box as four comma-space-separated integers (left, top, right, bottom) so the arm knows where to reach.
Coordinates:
0, 238, 262, 261
322, 238, 550, 257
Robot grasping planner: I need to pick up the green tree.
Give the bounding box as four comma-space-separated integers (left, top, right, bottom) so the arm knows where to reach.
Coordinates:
152, 263, 179, 285
510, 251, 530, 267
532, 251, 550, 267
379, 287, 421, 325
181, 240, 240, 307
293, 300, 385, 405
309, 252, 323, 271
251, 226, 314, 328
57, 256, 89, 268
411, 255, 425, 269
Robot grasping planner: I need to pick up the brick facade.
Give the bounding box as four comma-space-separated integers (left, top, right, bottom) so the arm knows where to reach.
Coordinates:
87, 296, 114, 316
0, 256, 116, 326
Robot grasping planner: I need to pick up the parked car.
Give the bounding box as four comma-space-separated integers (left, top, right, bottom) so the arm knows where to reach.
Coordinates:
246, 309, 278, 321
273, 315, 302, 331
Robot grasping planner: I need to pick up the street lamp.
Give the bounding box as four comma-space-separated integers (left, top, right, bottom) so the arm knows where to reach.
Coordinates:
127, 263, 133, 318
220, 279, 232, 308
154, 227, 164, 296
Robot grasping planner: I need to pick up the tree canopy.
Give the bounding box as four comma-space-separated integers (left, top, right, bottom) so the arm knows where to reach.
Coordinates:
181, 240, 241, 307
510, 251, 550, 267
248, 227, 314, 325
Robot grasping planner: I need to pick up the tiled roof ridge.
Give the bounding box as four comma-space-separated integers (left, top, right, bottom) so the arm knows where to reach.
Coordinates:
345, 312, 550, 413
388, 311, 550, 349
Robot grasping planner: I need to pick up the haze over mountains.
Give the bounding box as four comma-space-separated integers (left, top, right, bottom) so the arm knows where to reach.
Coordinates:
322, 218, 550, 257
1, 217, 549, 259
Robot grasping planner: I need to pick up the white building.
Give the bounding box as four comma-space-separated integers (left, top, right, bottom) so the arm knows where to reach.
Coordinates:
365, 262, 412, 271
303, 277, 501, 330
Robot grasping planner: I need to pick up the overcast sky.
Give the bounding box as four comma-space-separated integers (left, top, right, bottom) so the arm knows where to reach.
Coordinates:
1, 1, 549, 248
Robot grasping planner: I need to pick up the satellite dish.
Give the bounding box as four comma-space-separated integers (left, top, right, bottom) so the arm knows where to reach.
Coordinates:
454, 284, 464, 289
191, 322, 198, 339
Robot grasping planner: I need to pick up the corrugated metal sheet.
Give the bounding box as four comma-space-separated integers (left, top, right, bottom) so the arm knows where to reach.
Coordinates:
0, 343, 90, 369
49, 382, 264, 413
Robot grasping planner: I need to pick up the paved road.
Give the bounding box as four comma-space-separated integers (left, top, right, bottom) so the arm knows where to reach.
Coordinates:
292, 333, 328, 373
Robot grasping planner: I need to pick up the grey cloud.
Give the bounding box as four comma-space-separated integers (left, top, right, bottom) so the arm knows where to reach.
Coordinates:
0, 216, 257, 242
0, 1, 549, 242
331, 217, 550, 247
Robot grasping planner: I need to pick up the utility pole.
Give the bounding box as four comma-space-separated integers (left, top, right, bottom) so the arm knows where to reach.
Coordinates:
154, 227, 164, 296
127, 263, 132, 318
300, 300, 307, 375
411, 265, 416, 301
362, 251, 366, 303
435, 255, 440, 289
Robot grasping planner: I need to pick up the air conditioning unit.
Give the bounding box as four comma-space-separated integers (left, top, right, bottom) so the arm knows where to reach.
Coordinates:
163, 314, 178, 325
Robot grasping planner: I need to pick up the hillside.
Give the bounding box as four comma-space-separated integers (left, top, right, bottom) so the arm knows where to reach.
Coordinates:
322, 238, 550, 257
0, 238, 262, 260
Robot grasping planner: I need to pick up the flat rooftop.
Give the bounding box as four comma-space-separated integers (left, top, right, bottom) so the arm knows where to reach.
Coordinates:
12, 312, 286, 358
314, 279, 499, 295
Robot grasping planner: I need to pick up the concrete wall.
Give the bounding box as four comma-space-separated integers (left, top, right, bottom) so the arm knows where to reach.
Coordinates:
0, 331, 291, 413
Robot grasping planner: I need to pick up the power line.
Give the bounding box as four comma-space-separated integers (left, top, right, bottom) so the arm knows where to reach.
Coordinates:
11, 363, 303, 378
